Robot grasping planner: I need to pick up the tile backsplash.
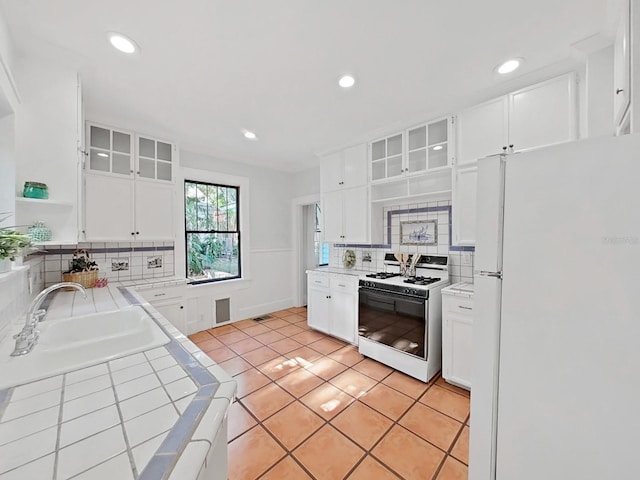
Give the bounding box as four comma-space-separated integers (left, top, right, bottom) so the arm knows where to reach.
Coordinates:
329, 200, 474, 285
33, 242, 175, 287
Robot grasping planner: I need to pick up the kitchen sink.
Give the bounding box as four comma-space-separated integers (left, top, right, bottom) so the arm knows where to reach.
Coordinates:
0, 306, 170, 390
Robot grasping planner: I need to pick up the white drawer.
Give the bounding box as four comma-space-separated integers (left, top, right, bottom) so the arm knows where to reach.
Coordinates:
330, 276, 357, 291
308, 273, 330, 288
446, 297, 474, 315
140, 285, 185, 303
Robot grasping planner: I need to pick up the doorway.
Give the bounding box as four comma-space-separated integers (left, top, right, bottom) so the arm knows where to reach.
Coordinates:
292, 193, 324, 307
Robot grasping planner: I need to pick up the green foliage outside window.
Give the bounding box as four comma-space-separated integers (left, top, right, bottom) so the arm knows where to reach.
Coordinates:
185, 181, 240, 282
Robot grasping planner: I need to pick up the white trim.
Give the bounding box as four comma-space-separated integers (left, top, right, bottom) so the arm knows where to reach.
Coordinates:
291, 193, 320, 307
176, 166, 251, 282
250, 248, 292, 254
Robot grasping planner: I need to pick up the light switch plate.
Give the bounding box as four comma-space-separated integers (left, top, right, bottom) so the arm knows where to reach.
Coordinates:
462, 251, 473, 266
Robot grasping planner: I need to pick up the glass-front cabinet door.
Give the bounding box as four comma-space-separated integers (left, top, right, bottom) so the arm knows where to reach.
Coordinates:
136, 135, 174, 182
427, 118, 449, 169
371, 117, 451, 183
407, 118, 450, 174
370, 132, 403, 182
87, 124, 134, 176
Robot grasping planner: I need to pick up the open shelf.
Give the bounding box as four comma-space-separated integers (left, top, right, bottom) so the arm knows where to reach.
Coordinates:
16, 197, 73, 207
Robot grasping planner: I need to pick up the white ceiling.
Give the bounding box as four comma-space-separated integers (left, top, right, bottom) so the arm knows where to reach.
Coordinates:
0, 0, 619, 172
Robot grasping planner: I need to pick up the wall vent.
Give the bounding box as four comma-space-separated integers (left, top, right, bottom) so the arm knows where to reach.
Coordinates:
253, 314, 272, 322
215, 298, 230, 324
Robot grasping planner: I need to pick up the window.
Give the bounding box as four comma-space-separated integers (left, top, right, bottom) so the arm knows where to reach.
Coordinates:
315, 203, 330, 266
185, 180, 240, 283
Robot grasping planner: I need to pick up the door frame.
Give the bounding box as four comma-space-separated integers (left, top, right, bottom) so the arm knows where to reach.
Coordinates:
291, 193, 320, 307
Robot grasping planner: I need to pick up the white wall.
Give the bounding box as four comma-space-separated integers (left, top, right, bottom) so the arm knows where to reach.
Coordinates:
13, 57, 79, 243
0, 114, 15, 224
291, 167, 320, 198
179, 150, 296, 321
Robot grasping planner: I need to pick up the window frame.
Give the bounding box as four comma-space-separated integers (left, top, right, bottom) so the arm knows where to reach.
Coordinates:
184, 179, 241, 285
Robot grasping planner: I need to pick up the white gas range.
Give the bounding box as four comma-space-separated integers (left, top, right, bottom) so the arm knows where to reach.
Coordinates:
357, 254, 450, 383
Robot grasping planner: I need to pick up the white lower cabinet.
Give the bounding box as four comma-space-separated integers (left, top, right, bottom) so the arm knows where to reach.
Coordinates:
442, 283, 475, 390
307, 272, 357, 344
139, 284, 187, 334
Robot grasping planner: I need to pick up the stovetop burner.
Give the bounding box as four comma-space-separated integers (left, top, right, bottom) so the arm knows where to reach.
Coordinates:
365, 272, 400, 279
404, 276, 440, 286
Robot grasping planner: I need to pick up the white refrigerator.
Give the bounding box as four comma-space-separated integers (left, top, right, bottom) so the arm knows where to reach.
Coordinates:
469, 134, 640, 480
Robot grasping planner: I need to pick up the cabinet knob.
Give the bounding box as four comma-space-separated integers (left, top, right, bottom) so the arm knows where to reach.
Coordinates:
616, 88, 624, 95
502, 146, 507, 152
131, 232, 135, 236
180, 306, 184, 309
136, 232, 140, 235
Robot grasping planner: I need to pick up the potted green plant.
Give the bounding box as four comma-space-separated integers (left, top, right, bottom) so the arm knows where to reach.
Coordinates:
0, 213, 32, 273
62, 249, 99, 288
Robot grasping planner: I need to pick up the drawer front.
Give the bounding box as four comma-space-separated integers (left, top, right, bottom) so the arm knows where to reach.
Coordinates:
308, 273, 330, 288
446, 297, 474, 315
330, 275, 357, 292
140, 285, 185, 303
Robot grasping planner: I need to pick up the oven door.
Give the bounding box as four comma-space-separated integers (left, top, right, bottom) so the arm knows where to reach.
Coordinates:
358, 287, 427, 359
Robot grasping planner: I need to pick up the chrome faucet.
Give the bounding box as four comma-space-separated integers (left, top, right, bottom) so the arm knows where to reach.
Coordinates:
11, 282, 87, 357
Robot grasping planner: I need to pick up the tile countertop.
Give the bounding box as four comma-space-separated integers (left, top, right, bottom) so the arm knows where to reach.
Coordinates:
306, 266, 369, 277
0, 283, 236, 480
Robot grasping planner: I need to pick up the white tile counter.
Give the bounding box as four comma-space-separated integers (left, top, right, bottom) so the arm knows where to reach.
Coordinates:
0, 284, 236, 480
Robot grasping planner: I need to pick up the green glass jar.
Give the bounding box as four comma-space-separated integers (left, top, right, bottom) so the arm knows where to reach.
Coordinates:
23, 182, 49, 199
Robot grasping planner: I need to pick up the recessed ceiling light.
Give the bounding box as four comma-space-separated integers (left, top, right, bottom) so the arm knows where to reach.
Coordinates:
338, 75, 355, 88
108, 33, 138, 54
243, 130, 257, 140
496, 58, 522, 75
433, 145, 443, 151
97, 152, 109, 158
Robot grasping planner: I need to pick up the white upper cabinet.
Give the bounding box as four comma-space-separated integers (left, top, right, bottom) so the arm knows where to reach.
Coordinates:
371, 132, 404, 182
86, 123, 176, 183
135, 181, 175, 241
613, 0, 631, 127
452, 165, 478, 246
84, 174, 135, 240
86, 124, 134, 177
342, 144, 368, 187
370, 117, 453, 183
456, 73, 577, 164
84, 122, 177, 241
319, 143, 367, 192
456, 97, 508, 166
322, 186, 369, 244
137, 135, 175, 182
509, 74, 577, 152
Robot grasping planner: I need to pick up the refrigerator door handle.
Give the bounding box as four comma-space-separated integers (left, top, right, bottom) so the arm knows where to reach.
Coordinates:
475, 270, 503, 279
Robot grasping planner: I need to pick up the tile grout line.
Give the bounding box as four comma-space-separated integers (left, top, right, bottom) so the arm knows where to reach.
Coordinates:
106, 361, 139, 479
199, 313, 470, 480
51, 374, 66, 480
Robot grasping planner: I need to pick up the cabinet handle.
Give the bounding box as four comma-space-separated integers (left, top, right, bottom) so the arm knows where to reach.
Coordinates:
154, 293, 166, 297
459, 305, 472, 310
338, 283, 346, 287
616, 88, 624, 95
314, 280, 322, 284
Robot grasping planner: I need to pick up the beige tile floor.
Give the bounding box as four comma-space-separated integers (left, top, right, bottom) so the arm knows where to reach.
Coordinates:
188, 307, 470, 480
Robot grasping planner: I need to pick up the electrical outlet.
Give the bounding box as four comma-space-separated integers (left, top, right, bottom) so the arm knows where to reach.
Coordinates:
461, 251, 473, 266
